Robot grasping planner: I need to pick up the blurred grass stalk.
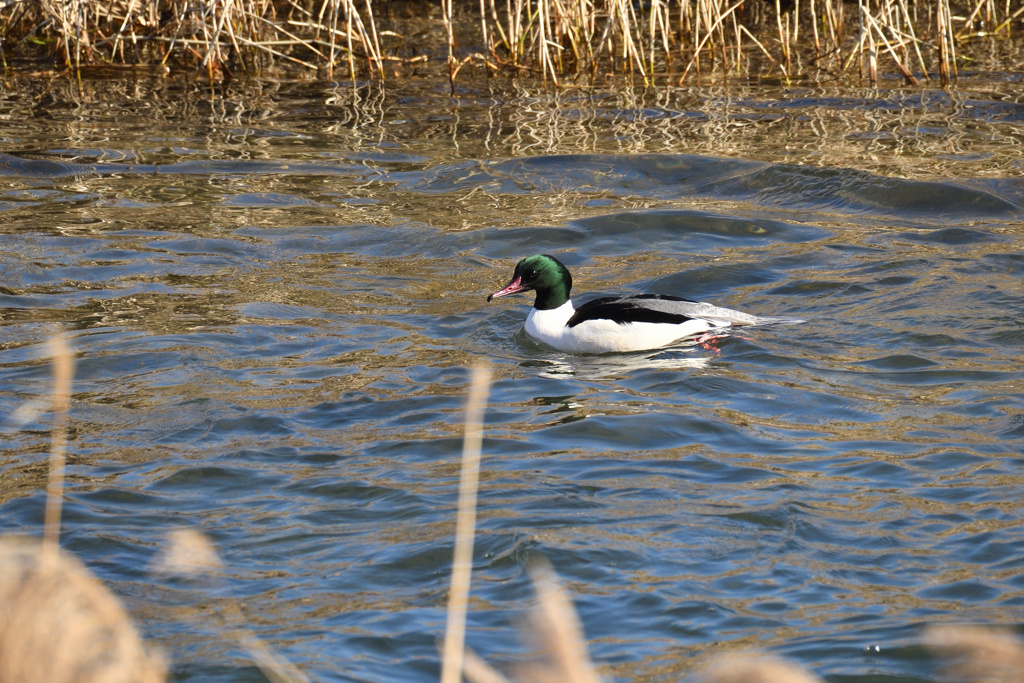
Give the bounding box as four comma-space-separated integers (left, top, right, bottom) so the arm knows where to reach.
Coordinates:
439, 367, 834, 683
42, 334, 73, 551
440, 365, 491, 683
439, 363, 608, 683
1, 0, 1014, 84
0, 333, 168, 683
0, 331, 307, 683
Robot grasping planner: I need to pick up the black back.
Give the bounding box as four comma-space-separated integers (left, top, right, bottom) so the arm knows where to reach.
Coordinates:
567, 294, 699, 328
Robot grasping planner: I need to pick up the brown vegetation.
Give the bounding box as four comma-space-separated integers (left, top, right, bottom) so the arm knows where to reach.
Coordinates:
0, 536, 167, 683
925, 626, 1024, 683
0, 336, 165, 683
0, 0, 1020, 86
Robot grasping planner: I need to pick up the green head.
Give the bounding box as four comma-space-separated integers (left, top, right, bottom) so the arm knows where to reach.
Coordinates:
486, 254, 573, 310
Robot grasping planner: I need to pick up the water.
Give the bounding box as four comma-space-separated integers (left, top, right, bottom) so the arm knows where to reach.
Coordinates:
1, 75, 1023, 682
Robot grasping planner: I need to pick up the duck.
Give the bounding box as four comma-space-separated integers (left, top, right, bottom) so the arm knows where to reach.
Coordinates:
486, 254, 804, 354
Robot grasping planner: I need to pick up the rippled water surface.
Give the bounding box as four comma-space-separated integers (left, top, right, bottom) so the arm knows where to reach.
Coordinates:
2, 76, 1024, 682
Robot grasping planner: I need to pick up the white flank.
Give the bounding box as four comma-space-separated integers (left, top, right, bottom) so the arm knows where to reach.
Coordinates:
524, 301, 728, 353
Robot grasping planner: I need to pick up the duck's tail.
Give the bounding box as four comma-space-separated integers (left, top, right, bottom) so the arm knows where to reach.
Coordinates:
750, 315, 806, 326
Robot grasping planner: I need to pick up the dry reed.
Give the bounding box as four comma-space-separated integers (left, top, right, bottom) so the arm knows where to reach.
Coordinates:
0, 536, 168, 683
154, 528, 312, 683
701, 655, 824, 683
440, 364, 606, 683
42, 333, 73, 550
506, 559, 605, 683
151, 527, 225, 576
0, 333, 166, 683
440, 364, 492, 683
925, 625, 1024, 683
0, 0, 1019, 85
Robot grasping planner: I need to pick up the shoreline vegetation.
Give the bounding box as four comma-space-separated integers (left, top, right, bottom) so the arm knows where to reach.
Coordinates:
0, 0, 1021, 88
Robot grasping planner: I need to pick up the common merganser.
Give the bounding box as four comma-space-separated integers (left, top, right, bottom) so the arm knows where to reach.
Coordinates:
486, 254, 804, 354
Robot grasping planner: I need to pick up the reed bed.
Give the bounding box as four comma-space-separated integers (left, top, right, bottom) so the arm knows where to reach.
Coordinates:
0, 0, 1020, 85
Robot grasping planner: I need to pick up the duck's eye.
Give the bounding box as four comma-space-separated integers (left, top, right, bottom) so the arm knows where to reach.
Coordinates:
527, 269, 538, 278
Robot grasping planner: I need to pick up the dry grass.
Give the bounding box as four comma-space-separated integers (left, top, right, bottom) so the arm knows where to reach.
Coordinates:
441, 364, 492, 683
0, 536, 168, 683
505, 559, 605, 683
0, 0, 1019, 85
0, 333, 313, 683
151, 527, 225, 576
925, 625, 1024, 683
0, 332, 166, 683
701, 655, 824, 683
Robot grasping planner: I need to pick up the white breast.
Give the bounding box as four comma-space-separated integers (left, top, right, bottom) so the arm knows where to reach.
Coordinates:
524, 301, 576, 350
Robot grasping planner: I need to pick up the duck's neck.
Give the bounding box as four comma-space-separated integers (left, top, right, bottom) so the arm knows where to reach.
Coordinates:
533, 284, 570, 311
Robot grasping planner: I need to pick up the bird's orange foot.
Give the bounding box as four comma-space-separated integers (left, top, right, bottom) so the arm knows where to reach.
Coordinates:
694, 331, 731, 353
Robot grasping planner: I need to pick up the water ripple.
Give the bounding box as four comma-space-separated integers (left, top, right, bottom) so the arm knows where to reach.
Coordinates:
1, 81, 1023, 683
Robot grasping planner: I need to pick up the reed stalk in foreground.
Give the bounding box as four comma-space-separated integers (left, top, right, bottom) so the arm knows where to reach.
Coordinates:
440, 364, 492, 683
925, 625, 1024, 683
461, 559, 606, 683
154, 528, 313, 683
438, 362, 606, 683
0, 332, 166, 683
0, 536, 168, 683
42, 333, 73, 551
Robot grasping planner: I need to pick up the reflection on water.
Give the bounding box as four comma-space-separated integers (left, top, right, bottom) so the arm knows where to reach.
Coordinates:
1, 76, 1023, 683
534, 348, 713, 380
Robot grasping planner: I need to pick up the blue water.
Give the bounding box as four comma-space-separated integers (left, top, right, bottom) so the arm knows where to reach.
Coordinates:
1, 77, 1023, 682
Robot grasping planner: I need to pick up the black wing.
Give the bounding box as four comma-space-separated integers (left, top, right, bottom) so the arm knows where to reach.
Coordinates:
567, 295, 698, 328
